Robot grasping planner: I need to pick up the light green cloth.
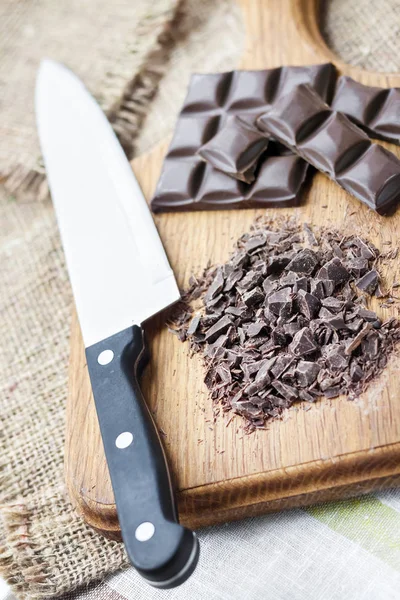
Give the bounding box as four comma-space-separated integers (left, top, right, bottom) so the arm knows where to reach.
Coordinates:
65, 491, 400, 599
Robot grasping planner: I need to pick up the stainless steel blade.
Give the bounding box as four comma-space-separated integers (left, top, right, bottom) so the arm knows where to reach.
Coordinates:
35, 60, 180, 347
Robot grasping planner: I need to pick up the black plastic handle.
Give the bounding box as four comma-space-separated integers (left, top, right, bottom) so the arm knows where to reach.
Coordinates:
85, 325, 199, 588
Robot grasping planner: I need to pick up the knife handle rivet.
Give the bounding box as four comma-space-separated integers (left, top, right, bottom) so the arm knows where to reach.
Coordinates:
97, 349, 114, 365
115, 431, 133, 449
135, 521, 155, 542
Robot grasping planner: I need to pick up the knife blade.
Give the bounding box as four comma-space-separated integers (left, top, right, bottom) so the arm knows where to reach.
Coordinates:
35, 59, 199, 588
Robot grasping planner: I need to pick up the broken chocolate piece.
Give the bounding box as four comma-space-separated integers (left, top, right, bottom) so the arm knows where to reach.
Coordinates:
245, 233, 267, 253
205, 268, 224, 302
246, 321, 267, 337
346, 257, 369, 278
349, 362, 363, 382
289, 327, 317, 356
354, 238, 376, 260
266, 255, 292, 275
238, 269, 263, 291
270, 354, 293, 378
331, 75, 400, 145
324, 344, 349, 371
257, 83, 400, 214
286, 249, 319, 275
356, 308, 379, 321
294, 277, 309, 293
295, 361, 320, 387
224, 269, 243, 292
272, 380, 298, 401
204, 315, 232, 343
246, 361, 271, 395
296, 289, 320, 319
317, 258, 350, 287
325, 312, 347, 330
268, 287, 293, 317
361, 332, 379, 359
356, 270, 379, 295
187, 314, 201, 335
320, 297, 345, 312
243, 287, 264, 306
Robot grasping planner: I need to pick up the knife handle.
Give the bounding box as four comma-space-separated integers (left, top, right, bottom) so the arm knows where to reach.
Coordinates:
85, 325, 199, 588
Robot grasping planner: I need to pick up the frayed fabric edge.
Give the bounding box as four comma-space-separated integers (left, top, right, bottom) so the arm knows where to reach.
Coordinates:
0, 0, 186, 203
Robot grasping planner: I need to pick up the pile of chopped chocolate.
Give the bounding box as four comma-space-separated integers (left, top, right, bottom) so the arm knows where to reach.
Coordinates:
170, 220, 400, 430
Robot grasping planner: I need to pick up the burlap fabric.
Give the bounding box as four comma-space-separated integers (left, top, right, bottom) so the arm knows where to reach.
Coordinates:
1, 1, 400, 599
321, 0, 400, 72
0, 0, 181, 199
0, 1, 243, 598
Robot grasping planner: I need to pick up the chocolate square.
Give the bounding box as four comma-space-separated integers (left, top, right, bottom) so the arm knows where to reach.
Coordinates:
151, 63, 337, 213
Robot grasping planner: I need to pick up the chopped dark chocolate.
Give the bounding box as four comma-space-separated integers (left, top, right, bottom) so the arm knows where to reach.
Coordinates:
349, 362, 363, 382
357, 308, 379, 321
204, 271, 223, 304
224, 269, 244, 292
317, 258, 350, 287
361, 332, 379, 359
321, 297, 345, 312
172, 220, 400, 430
187, 314, 201, 335
295, 361, 320, 387
271, 328, 287, 347
296, 289, 320, 319
272, 381, 298, 401
354, 238, 376, 260
303, 223, 318, 247
238, 269, 263, 291
246, 321, 267, 337
245, 233, 267, 252
286, 249, 319, 275
243, 287, 264, 307
270, 354, 293, 378
312, 279, 336, 299
246, 362, 271, 395
347, 257, 369, 278
268, 287, 293, 317
323, 344, 349, 371
356, 270, 379, 295
204, 315, 232, 343
294, 277, 309, 293
267, 255, 292, 275
289, 327, 318, 356
325, 312, 347, 330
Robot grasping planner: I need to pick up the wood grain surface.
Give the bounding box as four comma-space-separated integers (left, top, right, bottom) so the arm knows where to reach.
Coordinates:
65, 0, 400, 539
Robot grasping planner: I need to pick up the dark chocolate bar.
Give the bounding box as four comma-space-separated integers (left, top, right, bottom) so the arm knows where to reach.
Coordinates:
331, 76, 400, 145
197, 116, 269, 183
257, 84, 400, 214
151, 140, 308, 211
151, 63, 336, 212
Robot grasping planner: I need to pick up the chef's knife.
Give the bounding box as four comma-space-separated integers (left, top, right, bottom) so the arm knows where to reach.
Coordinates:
35, 60, 199, 588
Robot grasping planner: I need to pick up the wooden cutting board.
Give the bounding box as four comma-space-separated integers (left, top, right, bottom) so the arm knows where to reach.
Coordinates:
65, 0, 400, 539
